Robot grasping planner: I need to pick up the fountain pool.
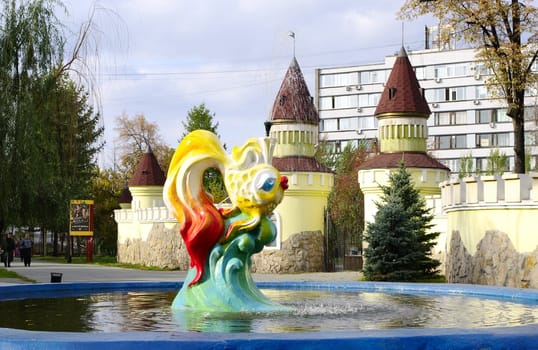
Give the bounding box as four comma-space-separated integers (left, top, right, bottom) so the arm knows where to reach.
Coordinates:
0, 281, 537, 349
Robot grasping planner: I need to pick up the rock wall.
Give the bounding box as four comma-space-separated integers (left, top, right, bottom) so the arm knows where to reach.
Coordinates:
117, 223, 190, 270
118, 225, 325, 274
251, 231, 324, 273
447, 230, 538, 288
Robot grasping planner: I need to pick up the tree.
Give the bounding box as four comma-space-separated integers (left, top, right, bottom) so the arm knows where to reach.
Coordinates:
181, 103, 221, 141
399, 0, 538, 173
0, 0, 103, 242
363, 163, 441, 281
90, 167, 123, 256
486, 149, 508, 175
114, 113, 174, 177
326, 143, 367, 267
37, 75, 104, 255
181, 103, 227, 203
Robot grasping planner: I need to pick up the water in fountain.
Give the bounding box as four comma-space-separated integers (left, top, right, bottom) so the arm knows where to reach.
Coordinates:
1, 287, 537, 333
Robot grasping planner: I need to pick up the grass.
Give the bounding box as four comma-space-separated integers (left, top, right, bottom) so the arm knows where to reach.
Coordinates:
0, 268, 36, 283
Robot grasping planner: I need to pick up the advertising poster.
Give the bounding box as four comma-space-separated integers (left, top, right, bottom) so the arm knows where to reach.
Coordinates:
69, 200, 94, 236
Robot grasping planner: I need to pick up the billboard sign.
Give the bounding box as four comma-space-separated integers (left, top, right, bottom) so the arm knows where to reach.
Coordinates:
69, 200, 94, 236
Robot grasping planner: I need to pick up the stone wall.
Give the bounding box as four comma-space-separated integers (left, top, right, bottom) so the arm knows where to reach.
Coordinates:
116, 215, 325, 274
440, 173, 538, 288
117, 222, 190, 270
447, 230, 538, 289
251, 231, 324, 273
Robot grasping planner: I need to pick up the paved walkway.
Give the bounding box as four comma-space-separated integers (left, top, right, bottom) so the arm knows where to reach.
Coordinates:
0, 260, 361, 285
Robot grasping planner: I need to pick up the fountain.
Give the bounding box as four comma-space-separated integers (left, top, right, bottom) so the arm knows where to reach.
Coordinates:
0, 131, 537, 349
162, 130, 290, 312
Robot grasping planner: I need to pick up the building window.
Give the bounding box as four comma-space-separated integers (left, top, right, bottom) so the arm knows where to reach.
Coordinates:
476, 108, 511, 124
525, 130, 538, 146
321, 119, 338, 132
334, 95, 358, 109
425, 88, 446, 102
320, 72, 359, 87
357, 93, 381, 107
433, 62, 471, 79
434, 111, 467, 125
319, 96, 334, 110
447, 87, 466, 101
434, 135, 467, 149
524, 106, 538, 121
476, 132, 510, 147
359, 70, 386, 84
339, 117, 359, 131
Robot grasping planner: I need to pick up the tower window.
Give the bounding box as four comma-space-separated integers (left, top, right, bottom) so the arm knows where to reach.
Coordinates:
389, 87, 397, 99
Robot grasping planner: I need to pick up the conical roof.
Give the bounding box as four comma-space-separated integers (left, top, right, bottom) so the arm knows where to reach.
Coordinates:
128, 149, 166, 186
270, 57, 319, 123
358, 151, 450, 171
375, 47, 430, 116
118, 182, 133, 203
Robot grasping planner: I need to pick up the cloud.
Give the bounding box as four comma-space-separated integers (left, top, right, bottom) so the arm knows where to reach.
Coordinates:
62, 0, 435, 167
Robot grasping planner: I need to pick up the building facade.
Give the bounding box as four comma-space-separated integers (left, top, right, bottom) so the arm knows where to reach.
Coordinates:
316, 39, 538, 174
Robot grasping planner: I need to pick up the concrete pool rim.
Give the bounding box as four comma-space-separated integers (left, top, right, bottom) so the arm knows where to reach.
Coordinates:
0, 281, 537, 350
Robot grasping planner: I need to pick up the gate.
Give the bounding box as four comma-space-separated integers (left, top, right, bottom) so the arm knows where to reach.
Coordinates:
324, 209, 363, 272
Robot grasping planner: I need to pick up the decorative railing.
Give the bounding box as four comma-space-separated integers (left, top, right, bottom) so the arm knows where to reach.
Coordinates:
440, 173, 538, 210
114, 206, 176, 224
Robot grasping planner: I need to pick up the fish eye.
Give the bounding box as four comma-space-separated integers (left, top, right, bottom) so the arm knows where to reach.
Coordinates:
254, 170, 277, 192
261, 177, 276, 192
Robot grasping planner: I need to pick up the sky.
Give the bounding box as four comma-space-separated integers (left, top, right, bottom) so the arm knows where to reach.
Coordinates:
60, 0, 435, 168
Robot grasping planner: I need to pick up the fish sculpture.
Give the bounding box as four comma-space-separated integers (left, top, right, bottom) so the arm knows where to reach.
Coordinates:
163, 130, 290, 312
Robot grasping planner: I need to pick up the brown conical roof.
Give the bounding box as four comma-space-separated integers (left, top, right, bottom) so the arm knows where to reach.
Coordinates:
128, 149, 166, 186
358, 152, 450, 171
272, 156, 333, 173
375, 47, 430, 116
118, 182, 133, 203
270, 57, 319, 123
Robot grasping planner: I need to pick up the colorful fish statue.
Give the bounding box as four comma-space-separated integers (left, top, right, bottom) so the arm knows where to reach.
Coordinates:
163, 130, 290, 312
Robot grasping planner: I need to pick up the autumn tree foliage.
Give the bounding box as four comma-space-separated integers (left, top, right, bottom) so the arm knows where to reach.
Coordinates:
399, 0, 538, 173
326, 143, 368, 261
114, 113, 174, 177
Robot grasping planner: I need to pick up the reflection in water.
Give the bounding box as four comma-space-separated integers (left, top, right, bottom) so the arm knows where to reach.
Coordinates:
0, 289, 536, 333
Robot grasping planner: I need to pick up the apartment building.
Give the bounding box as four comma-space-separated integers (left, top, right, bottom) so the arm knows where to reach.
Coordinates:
315, 30, 538, 174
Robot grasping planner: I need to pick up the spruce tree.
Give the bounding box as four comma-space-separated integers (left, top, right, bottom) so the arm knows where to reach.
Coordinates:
363, 162, 440, 281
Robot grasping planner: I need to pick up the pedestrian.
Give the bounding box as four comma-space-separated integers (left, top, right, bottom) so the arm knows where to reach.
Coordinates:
20, 234, 33, 267
3, 232, 15, 267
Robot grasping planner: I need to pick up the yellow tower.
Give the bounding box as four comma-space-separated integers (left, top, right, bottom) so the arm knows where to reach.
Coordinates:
252, 57, 333, 273
358, 47, 449, 228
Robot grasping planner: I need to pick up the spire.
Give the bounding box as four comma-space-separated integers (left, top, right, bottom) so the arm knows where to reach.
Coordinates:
128, 148, 166, 186
270, 57, 318, 124
375, 46, 430, 116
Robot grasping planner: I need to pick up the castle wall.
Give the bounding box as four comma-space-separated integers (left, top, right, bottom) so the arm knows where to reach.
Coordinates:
441, 173, 538, 288
115, 207, 190, 269
115, 205, 326, 273
276, 172, 332, 243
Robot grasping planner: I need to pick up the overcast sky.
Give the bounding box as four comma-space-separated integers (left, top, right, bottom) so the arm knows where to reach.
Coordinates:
61, 0, 435, 167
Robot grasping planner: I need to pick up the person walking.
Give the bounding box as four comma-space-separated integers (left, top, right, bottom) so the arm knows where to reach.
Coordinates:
20, 234, 33, 267
4, 232, 15, 267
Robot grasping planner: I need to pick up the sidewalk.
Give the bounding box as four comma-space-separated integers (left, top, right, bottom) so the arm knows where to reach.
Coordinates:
0, 260, 361, 285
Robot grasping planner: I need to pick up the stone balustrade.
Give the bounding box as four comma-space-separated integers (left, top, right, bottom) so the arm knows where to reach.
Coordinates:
114, 206, 176, 224
440, 172, 538, 209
